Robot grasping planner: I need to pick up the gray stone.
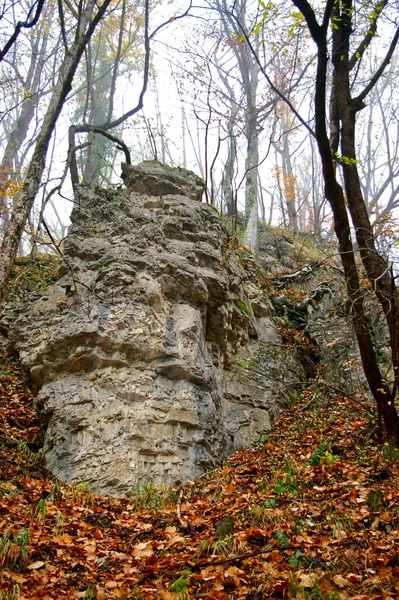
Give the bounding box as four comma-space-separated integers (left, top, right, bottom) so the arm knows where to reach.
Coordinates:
3, 162, 305, 496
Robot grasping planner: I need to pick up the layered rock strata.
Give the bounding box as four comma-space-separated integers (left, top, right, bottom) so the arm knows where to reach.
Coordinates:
4, 162, 304, 496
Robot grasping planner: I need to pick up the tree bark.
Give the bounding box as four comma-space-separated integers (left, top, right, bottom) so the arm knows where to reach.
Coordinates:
0, 0, 113, 303
0, 10, 53, 200
291, 0, 399, 445
243, 102, 259, 254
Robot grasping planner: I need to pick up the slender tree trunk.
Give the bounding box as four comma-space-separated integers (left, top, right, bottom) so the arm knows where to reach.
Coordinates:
243, 105, 259, 253
217, 0, 260, 253
0, 14, 51, 194
223, 124, 237, 217
282, 138, 298, 233
180, 99, 187, 168
332, 3, 399, 442
0, 0, 112, 302
280, 111, 298, 233
291, 0, 399, 444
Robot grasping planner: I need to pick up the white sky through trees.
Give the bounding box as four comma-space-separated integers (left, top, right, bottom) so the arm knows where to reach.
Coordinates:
0, 0, 398, 262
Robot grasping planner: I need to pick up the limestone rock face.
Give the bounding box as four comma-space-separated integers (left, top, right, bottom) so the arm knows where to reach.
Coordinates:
4, 162, 305, 496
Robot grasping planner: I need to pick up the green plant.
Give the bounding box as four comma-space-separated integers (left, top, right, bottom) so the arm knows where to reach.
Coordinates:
1, 585, 21, 600
376, 349, 390, 364
0, 481, 20, 499
49, 482, 61, 501
197, 535, 238, 558
235, 299, 251, 316
309, 442, 335, 466
0, 527, 30, 571
381, 442, 399, 462
279, 455, 300, 490
8, 255, 59, 301
355, 446, 372, 467
367, 490, 384, 512
83, 583, 97, 599
16, 440, 30, 457
293, 515, 304, 535
55, 511, 65, 535
289, 576, 330, 600
248, 504, 267, 527
214, 517, 233, 539
248, 503, 283, 528
170, 576, 189, 599
309, 442, 328, 466
275, 529, 290, 546
264, 498, 276, 508
253, 502, 287, 529
16, 442, 45, 474
288, 550, 309, 568
126, 482, 172, 512
35, 499, 46, 524
273, 469, 298, 496
234, 356, 251, 369
332, 515, 353, 539
66, 481, 94, 507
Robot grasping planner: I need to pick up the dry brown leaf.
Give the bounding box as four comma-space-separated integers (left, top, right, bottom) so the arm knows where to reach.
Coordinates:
346, 548, 359, 561
27, 561, 45, 570
299, 572, 318, 588
380, 511, 392, 523
132, 541, 153, 558
9, 572, 26, 582
333, 574, 349, 588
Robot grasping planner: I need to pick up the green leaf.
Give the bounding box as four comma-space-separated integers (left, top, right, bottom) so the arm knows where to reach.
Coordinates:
235, 299, 251, 316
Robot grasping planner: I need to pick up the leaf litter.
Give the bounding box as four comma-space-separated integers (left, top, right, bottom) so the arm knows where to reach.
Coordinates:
1, 345, 399, 599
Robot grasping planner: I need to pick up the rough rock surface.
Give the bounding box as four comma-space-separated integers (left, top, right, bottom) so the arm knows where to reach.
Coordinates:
3, 162, 305, 496
257, 226, 370, 397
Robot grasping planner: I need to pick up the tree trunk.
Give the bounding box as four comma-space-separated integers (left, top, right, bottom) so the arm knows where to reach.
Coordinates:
0, 0, 113, 302
243, 107, 259, 254
0, 14, 51, 203
222, 121, 237, 217
291, 0, 399, 445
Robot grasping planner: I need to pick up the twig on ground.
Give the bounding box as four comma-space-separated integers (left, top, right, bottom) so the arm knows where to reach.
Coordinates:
295, 392, 317, 412
128, 527, 153, 546
196, 544, 304, 568
9, 415, 28, 430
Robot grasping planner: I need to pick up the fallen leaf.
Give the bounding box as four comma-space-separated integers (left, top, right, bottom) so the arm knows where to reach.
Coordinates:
299, 572, 318, 588
346, 548, 359, 561
9, 573, 26, 583
380, 511, 392, 522
333, 574, 349, 588
132, 541, 153, 558
347, 573, 362, 584
27, 561, 45, 570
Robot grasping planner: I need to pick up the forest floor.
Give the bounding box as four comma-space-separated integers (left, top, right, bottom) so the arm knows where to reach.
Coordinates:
1, 347, 399, 600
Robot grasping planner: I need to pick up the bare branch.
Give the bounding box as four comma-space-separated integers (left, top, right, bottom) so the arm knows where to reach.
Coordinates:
227, 8, 316, 138
355, 28, 399, 106
99, 0, 193, 132
0, 0, 46, 62
349, 0, 389, 71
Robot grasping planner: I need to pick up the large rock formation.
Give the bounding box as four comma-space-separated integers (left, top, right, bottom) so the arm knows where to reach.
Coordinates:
3, 162, 305, 496
258, 226, 371, 398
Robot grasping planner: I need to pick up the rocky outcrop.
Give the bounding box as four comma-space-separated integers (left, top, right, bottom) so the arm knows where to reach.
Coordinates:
3, 162, 305, 496
258, 226, 370, 397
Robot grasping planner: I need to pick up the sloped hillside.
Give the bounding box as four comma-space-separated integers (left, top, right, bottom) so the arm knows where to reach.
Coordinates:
1, 328, 399, 599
